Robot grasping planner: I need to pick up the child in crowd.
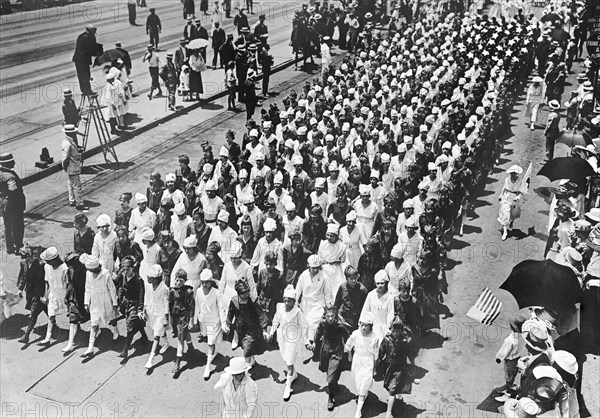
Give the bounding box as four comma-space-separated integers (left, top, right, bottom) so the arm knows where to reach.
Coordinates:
179, 65, 190, 101
169, 269, 196, 374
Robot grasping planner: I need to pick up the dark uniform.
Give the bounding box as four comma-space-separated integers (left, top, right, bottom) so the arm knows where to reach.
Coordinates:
17, 251, 47, 343
116, 270, 147, 356
72, 27, 102, 96
0, 160, 26, 253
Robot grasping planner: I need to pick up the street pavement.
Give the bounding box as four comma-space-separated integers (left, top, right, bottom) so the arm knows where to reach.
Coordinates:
0, 0, 297, 183
1, 6, 599, 418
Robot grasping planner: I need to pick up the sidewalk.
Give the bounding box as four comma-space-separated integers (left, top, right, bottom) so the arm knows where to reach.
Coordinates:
12, 36, 298, 186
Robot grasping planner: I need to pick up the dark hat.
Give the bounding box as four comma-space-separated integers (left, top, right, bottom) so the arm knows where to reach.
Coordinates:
179, 38, 188, 44
63, 88, 73, 96
85, 25, 97, 33
74, 213, 88, 225
310, 204, 323, 216
227, 34, 234, 38
166, 53, 173, 58
115, 42, 122, 48
259, 14, 266, 19
235, 279, 250, 294
1, 153, 16, 166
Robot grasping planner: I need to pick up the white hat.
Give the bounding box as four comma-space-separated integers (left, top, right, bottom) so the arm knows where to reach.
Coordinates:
140, 227, 155, 241
205, 179, 217, 191
135, 192, 148, 203
225, 357, 250, 374
255, 152, 265, 161
346, 211, 357, 222
165, 173, 176, 182
553, 350, 578, 375
503, 397, 541, 418
428, 162, 437, 171
183, 236, 198, 248
315, 177, 326, 188
147, 264, 163, 279
83, 254, 101, 270
381, 153, 390, 164
200, 268, 215, 282
403, 136, 413, 145
219, 146, 230, 158
285, 201, 296, 212
328, 160, 339, 171
419, 125, 428, 133
390, 244, 405, 260
217, 209, 229, 223
308, 254, 322, 268
297, 126, 308, 135
292, 155, 303, 165
40, 246, 59, 261
273, 172, 284, 184
96, 213, 111, 227
249, 129, 259, 137
238, 168, 248, 179
436, 155, 449, 165
374, 270, 389, 283
442, 141, 452, 150
283, 284, 297, 299
264, 218, 277, 232
532, 365, 563, 382
203, 163, 213, 175
359, 311, 374, 325
548, 100, 560, 110
506, 165, 523, 174
457, 132, 466, 141
326, 223, 340, 235
174, 203, 186, 216
359, 184, 370, 195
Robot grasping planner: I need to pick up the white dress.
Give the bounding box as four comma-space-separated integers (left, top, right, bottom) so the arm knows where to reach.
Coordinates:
171, 252, 207, 293
145, 281, 169, 336
219, 260, 257, 310
317, 239, 347, 297
497, 176, 521, 226
295, 270, 333, 340
196, 286, 226, 344
208, 226, 239, 265
139, 242, 161, 282
129, 207, 157, 246
271, 303, 309, 366
92, 231, 118, 273
170, 214, 193, 249
339, 225, 365, 269
361, 289, 394, 340
250, 237, 283, 272
45, 263, 68, 317
385, 261, 412, 296
353, 200, 379, 241
345, 330, 380, 396
84, 268, 117, 326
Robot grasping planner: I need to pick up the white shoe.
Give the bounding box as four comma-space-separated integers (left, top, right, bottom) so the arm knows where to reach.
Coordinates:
160, 342, 170, 354
61, 342, 75, 353
144, 356, 154, 369
414, 378, 421, 385
283, 383, 292, 401
112, 328, 120, 341
82, 346, 94, 357
203, 365, 212, 380
502, 230, 508, 241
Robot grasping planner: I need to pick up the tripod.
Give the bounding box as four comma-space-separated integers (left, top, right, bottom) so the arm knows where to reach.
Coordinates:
78, 93, 119, 165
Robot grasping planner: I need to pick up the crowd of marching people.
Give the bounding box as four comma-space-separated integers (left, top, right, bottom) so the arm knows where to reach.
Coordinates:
10, 0, 600, 416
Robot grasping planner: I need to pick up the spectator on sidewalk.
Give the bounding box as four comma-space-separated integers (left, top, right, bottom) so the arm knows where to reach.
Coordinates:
62, 89, 80, 127
142, 45, 163, 100
183, 17, 198, 40
233, 8, 249, 35
211, 22, 226, 69
127, 0, 137, 26
72, 25, 102, 96
175, 38, 189, 75
115, 42, 132, 75
161, 53, 179, 111
0, 153, 26, 255
196, 19, 210, 61
545, 100, 562, 161
244, 69, 260, 121
146, 8, 162, 50
61, 125, 86, 211
183, 0, 195, 20
220, 34, 236, 72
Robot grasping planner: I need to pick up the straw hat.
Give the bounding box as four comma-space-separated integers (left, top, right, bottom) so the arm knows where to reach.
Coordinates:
224, 357, 250, 374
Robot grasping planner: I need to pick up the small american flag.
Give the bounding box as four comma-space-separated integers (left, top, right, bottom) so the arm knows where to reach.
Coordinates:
466, 287, 502, 325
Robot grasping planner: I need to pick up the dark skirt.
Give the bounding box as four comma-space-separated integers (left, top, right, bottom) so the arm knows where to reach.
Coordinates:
69, 304, 90, 324
200, 0, 208, 11
319, 344, 343, 383
189, 70, 204, 94
383, 362, 412, 395
240, 327, 265, 357
171, 314, 191, 340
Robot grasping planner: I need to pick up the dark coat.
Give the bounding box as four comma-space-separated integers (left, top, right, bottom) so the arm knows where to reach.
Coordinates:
212, 28, 226, 49
72, 31, 101, 65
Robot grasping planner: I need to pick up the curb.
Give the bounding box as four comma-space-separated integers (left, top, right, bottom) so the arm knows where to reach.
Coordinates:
22, 56, 304, 186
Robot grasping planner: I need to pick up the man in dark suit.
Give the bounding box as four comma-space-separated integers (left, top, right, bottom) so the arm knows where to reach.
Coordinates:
253, 14, 268, 38
0, 153, 26, 255
235, 47, 248, 103
195, 19, 209, 61
174, 38, 189, 75
72, 25, 102, 96
183, 17, 197, 40
220, 34, 236, 71
160, 53, 179, 111
211, 22, 226, 69
233, 8, 249, 35
244, 69, 260, 120
146, 8, 162, 49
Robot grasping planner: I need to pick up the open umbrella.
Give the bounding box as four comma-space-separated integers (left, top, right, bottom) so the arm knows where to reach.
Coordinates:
186, 38, 209, 49
538, 157, 595, 181
555, 130, 589, 147
540, 13, 562, 24
93, 48, 127, 67
550, 28, 570, 43
500, 259, 582, 314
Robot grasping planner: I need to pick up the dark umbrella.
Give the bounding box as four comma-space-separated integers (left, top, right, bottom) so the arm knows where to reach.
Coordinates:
538, 157, 595, 181
500, 259, 582, 314
93, 48, 127, 67
555, 130, 589, 147
540, 13, 562, 24
550, 28, 570, 43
